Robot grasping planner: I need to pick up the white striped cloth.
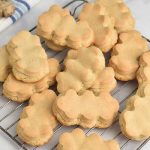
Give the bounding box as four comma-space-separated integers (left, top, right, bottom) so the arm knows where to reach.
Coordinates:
0, 0, 40, 32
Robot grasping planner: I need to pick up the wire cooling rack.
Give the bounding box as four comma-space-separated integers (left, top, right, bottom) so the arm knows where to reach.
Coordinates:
0, 0, 150, 150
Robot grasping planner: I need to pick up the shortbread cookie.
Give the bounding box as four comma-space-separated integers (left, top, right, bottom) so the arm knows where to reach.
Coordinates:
7, 30, 49, 83
17, 90, 58, 146
90, 67, 117, 95
56, 46, 105, 94
53, 89, 119, 128
0, 46, 11, 82
0, 0, 15, 17
137, 51, 150, 85
109, 30, 148, 81
79, 2, 117, 52
119, 85, 150, 140
3, 58, 60, 102
96, 0, 135, 33
37, 5, 94, 51
57, 128, 120, 150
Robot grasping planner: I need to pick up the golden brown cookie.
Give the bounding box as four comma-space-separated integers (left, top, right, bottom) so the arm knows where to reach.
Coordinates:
96, 0, 135, 33
7, 30, 49, 83
53, 89, 119, 128
0, 0, 15, 17
57, 128, 120, 150
56, 46, 105, 94
109, 30, 148, 81
17, 90, 58, 146
79, 2, 117, 52
0, 46, 11, 82
37, 5, 94, 51
3, 58, 60, 102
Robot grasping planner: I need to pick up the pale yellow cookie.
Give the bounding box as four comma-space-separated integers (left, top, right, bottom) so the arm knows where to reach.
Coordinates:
56, 46, 105, 94
0, 0, 15, 17
7, 30, 49, 83
96, 0, 135, 33
57, 128, 120, 150
3, 58, 60, 102
119, 86, 150, 140
37, 5, 94, 51
79, 2, 117, 52
109, 30, 148, 81
0, 46, 11, 82
17, 90, 58, 146
53, 89, 119, 128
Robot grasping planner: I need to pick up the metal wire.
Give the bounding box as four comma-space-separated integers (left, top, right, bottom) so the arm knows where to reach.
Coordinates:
0, 0, 150, 150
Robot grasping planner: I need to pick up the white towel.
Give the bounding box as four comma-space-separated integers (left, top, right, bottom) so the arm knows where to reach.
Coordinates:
0, 0, 40, 32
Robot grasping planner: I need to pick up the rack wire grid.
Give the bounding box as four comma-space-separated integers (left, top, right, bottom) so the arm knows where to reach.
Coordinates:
0, 0, 150, 150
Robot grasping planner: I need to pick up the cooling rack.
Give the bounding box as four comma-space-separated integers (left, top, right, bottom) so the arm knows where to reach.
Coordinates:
0, 0, 150, 150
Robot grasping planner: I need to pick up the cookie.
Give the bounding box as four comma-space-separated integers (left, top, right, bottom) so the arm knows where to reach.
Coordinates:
96, 0, 135, 33
37, 5, 94, 51
53, 89, 119, 128
56, 46, 105, 94
17, 90, 58, 146
3, 58, 60, 102
57, 128, 120, 150
7, 30, 49, 83
109, 30, 148, 81
79, 2, 117, 52
119, 85, 150, 140
137, 51, 150, 85
0, 0, 15, 17
0, 46, 11, 82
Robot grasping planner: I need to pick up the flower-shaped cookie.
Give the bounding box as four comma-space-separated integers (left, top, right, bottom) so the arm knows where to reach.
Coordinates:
109, 30, 148, 81
96, 0, 135, 33
17, 90, 58, 146
53, 89, 119, 128
7, 30, 49, 83
79, 2, 117, 52
119, 86, 150, 140
56, 46, 105, 94
3, 58, 60, 102
37, 5, 94, 51
57, 128, 120, 150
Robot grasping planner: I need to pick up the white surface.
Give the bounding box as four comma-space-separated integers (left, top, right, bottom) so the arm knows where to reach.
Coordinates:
0, 0, 150, 150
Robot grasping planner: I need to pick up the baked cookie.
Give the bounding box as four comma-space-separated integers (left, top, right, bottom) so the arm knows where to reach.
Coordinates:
109, 30, 148, 81
96, 0, 135, 33
57, 128, 120, 150
79, 2, 117, 52
17, 90, 58, 146
119, 85, 150, 140
137, 51, 150, 85
0, 0, 15, 17
56, 46, 105, 94
7, 30, 49, 83
0, 46, 11, 82
3, 58, 60, 102
53, 89, 119, 128
37, 5, 94, 51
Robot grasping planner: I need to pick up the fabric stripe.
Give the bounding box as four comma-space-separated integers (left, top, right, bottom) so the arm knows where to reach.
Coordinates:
15, 0, 31, 10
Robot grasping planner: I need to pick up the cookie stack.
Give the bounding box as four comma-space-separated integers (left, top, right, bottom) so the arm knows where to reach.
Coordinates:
0, 0, 150, 149
0, 30, 60, 102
